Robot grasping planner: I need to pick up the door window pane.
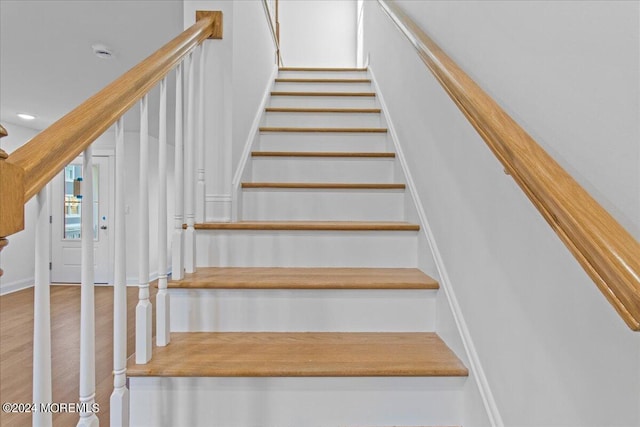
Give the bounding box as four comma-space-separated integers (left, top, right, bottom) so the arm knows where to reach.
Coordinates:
64, 164, 99, 240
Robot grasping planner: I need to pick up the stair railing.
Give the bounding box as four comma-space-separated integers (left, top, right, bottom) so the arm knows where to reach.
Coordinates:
376, 0, 640, 330
263, 0, 283, 66
0, 11, 222, 426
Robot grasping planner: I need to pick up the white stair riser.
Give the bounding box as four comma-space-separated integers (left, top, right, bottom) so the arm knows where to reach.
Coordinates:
258, 136, 388, 152
241, 189, 405, 221
251, 157, 395, 182
278, 70, 369, 79
269, 95, 377, 108
263, 112, 382, 127
259, 132, 387, 149
274, 82, 372, 92
195, 230, 418, 267
130, 377, 464, 427
169, 289, 436, 332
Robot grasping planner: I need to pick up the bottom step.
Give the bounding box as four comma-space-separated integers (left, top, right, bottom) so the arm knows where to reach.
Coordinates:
129, 376, 465, 427
128, 333, 466, 426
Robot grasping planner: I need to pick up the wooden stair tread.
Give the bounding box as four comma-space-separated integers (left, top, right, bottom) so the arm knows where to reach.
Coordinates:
271, 91, 376, 97
252, 151, 395, 158
279, 67, 368, 72
127, 332, 468, 377
242, 182, 405, 189
275, 78, 371, 83
168, 267, 438, 290
260, 127, 387, 133
191, 221, 420, 231
265, 107, 381, 113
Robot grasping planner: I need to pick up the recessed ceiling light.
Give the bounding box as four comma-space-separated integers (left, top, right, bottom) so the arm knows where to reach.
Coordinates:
17, 113, 35, 120
92, 43, 114, 59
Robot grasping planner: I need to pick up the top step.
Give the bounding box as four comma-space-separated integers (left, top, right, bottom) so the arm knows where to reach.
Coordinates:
278, 68, 369, 79
279, 67, 368, 72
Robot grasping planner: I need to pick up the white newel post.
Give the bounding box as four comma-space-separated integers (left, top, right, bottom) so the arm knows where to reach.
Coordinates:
33, 186, 52, 427
157, 78, 170, 346
136, 95, 152, 364
110, 118, 129, 426
196, 43, 206, 223
172, 62, 185, 281
184, 51, 196, 274
77, 146, 99, 427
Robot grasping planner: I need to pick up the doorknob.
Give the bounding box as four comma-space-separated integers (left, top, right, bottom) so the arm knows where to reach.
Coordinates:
100, 225, 108, 230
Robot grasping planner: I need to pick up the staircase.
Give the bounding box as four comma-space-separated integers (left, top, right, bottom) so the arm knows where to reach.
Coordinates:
127, 67, 468, 426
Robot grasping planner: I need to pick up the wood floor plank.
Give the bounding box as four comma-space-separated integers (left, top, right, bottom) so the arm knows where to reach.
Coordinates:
259, 127, 387, 133
192, 221, 420, 231
241, 182, 405, 189
251, 151, 395, 158
0, 285, 157, 427
127, 332, 468, 377
168, 267, 438, 290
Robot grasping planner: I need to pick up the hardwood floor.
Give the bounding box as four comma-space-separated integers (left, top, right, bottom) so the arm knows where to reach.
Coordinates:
0, 284, 157, 427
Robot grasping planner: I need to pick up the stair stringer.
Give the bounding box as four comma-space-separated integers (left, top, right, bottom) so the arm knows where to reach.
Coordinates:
369, 66, 503, 427
231, 64, 279, 221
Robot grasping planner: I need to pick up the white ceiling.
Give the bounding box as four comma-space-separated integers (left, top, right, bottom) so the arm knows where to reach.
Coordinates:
0, 0, 184, 138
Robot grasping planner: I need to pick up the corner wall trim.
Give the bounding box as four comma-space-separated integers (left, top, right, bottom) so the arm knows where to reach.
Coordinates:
369, 66, 504, 427
205, 194, 232, 222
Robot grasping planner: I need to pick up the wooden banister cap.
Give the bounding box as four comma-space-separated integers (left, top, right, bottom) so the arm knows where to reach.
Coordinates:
196, 11, 223, 39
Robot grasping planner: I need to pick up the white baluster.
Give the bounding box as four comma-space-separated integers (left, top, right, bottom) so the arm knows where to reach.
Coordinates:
33, 186, 52, 427
78, 146, 98, 427
136, 95, 152, 364
157, 78, 170, 347
110, 118, 129, 426
196, 44, 206, 223
184, 51, 196, 274
172, 62, 185, 281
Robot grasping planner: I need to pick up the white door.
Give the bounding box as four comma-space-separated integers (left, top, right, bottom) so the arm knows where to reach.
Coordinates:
51, 156, 111, 283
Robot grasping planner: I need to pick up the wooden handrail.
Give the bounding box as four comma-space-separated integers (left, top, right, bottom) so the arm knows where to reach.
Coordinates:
6, 12, 222, 204
262, 0, 283, 66
377, 0, 640, 330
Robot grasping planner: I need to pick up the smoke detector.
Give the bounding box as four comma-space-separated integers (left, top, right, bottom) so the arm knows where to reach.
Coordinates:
92, 44, 114, 59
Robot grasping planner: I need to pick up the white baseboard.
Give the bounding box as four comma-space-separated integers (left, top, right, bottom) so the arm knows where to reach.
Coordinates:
205, 194, 232, 222
126, 270, 160, 286
231, 64, 279, 221
369, 66, 504, 427
0, 277, 34, 296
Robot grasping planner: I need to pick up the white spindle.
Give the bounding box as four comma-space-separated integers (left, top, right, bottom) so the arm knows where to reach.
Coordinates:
196, 44, 206, 223
184, 51, 196, 274
78, 146, 98, 427
136, 95, 152, 364
157, 78, 170, 347
33, 186, 52, 427
172, 62, 185, 281
110, 118, 129, 426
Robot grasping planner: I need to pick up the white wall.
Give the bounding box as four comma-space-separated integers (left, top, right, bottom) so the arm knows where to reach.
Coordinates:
364, 1, 640, 426
0, 125, 174, 292
0, 123, 39, 294
231, 0, 278, 172
279, 0, 356, 67
184, 1, 278, 221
